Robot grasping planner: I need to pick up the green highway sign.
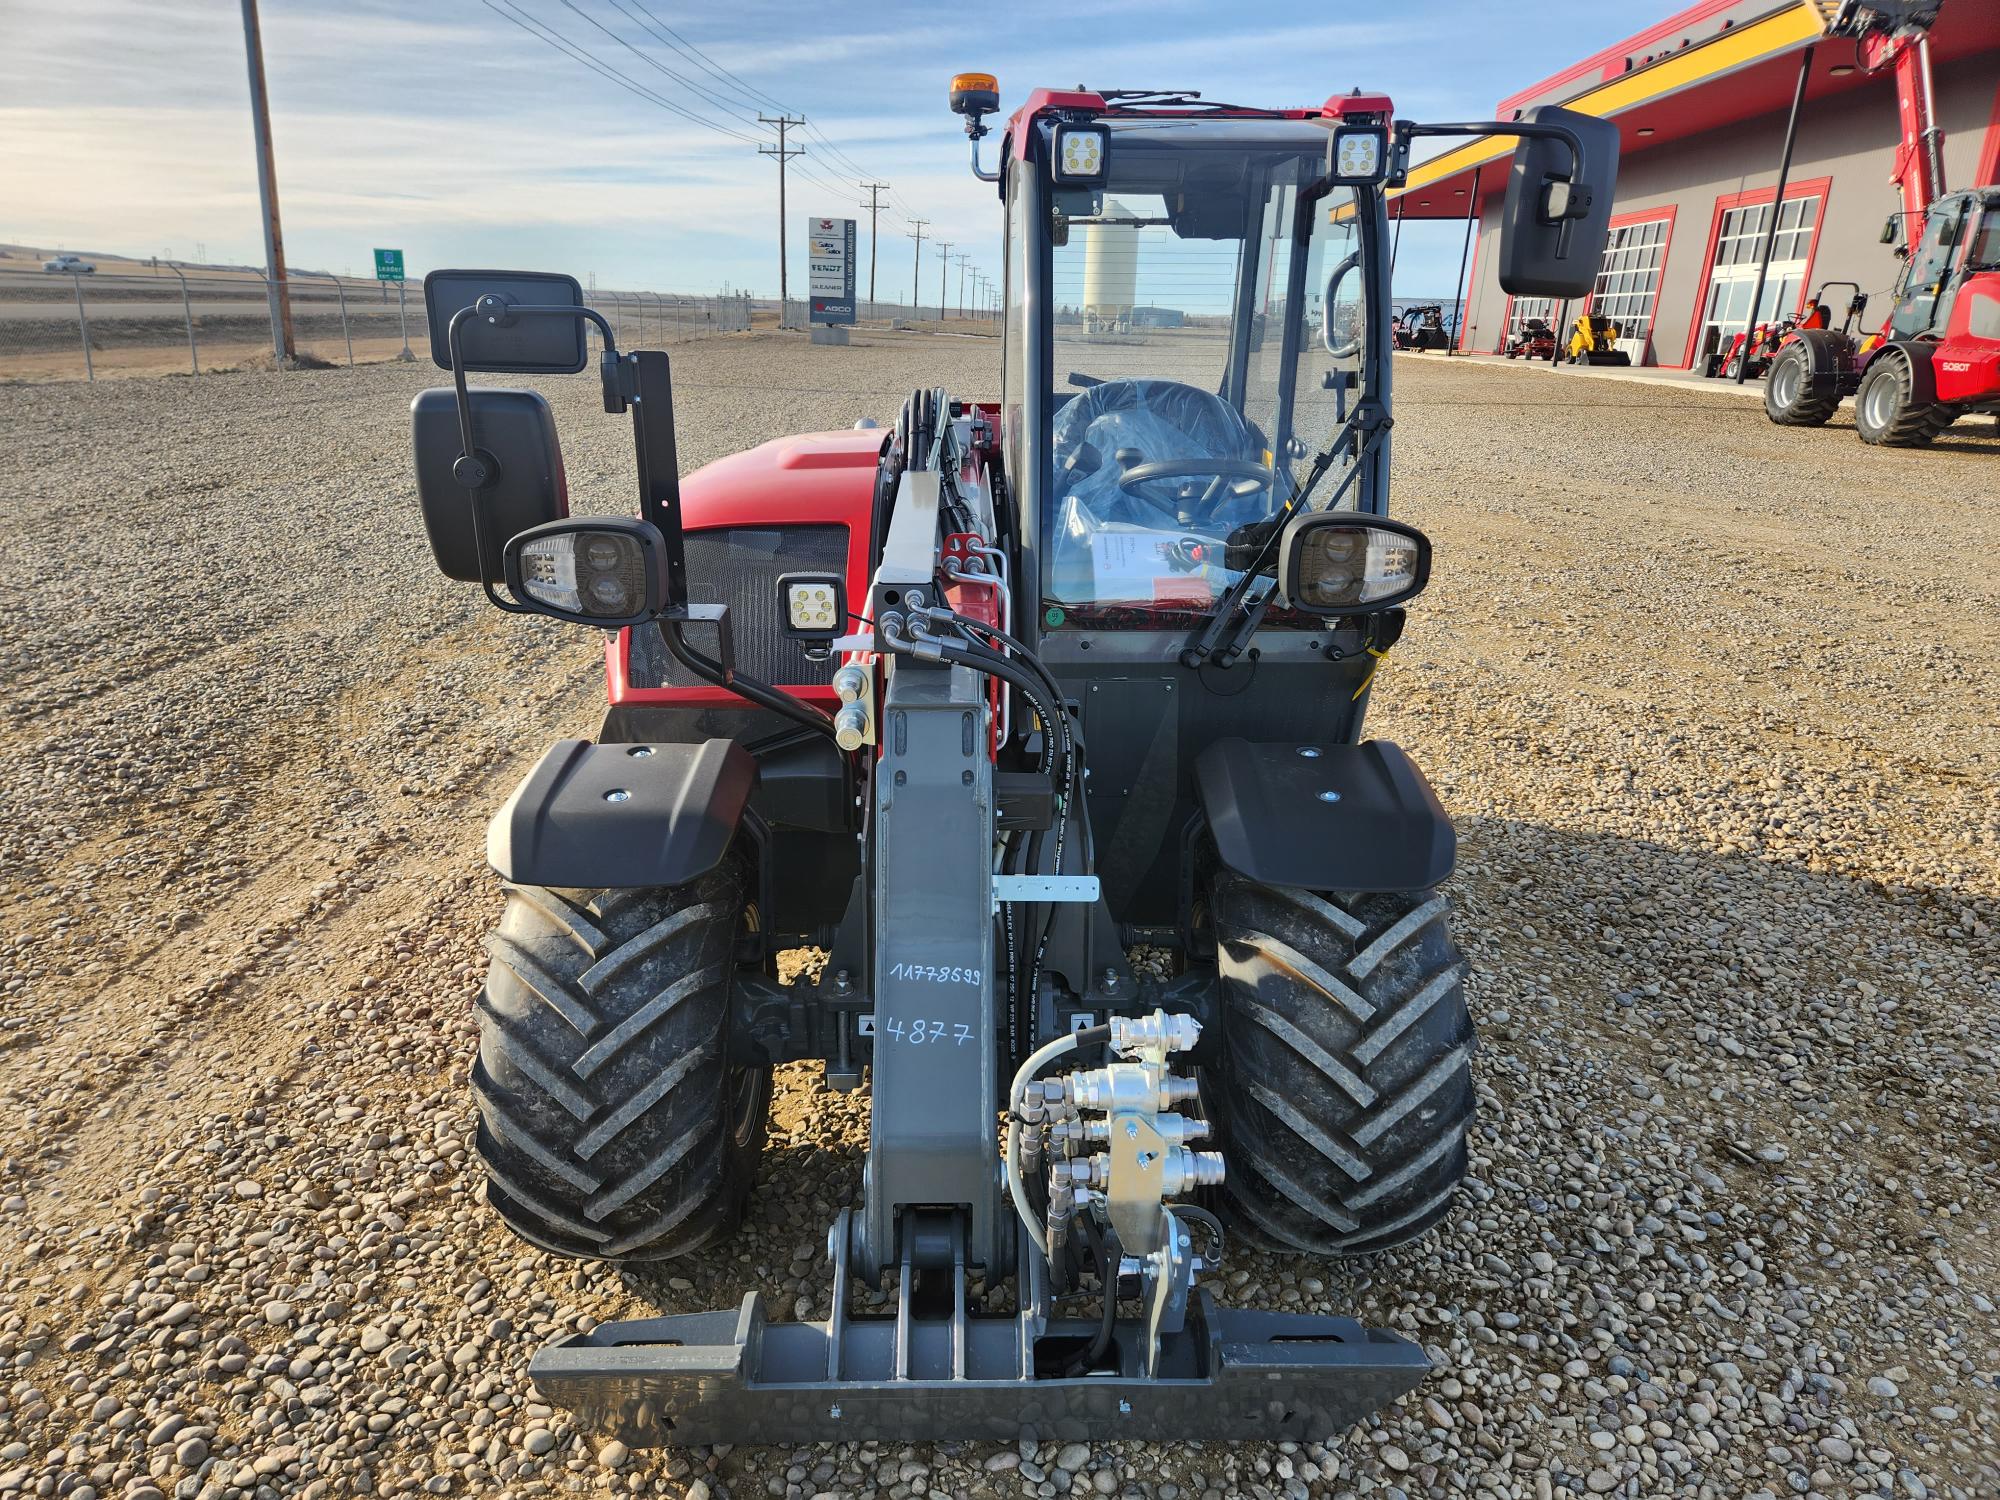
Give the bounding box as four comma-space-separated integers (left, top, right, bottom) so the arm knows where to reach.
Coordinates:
372, 248, 405, 282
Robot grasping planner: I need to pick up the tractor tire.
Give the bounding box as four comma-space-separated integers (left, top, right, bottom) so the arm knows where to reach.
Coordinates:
1722, 353, 1742, 381
1764, 342, 1839, 426
1206, 874, 1474, 1257
471, 858, 770, 1262
1854, 353, 1951, 447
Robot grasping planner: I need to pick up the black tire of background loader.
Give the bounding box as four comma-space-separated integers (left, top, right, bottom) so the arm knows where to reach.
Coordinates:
472, 858, 769, 1262
1764, 342, 1840, 426
1854, 353, 1952, 447
1207, 874, 1474, 1256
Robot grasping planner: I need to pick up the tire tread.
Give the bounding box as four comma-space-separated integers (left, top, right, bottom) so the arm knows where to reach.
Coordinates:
473, 862, 767, 1262
1209, 873, 1474, 1257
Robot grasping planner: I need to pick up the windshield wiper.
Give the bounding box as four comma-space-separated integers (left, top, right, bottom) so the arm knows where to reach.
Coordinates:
1179, 401, 1391, 670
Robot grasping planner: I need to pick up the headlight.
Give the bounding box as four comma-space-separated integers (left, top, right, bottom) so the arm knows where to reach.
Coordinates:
502, 517, 667, 627
1278, 513, 1431, 614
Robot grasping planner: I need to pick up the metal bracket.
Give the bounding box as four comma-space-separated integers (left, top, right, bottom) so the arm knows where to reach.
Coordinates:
993, 874, 1101, 910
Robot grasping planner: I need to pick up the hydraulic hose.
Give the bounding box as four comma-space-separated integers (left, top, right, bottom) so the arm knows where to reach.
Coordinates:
1064, 1212, 1118, 1378
656, 620, 836, 739
1005, 1023, 1110, 1257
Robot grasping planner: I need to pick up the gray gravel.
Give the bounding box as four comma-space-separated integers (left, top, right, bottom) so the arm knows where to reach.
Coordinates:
0, 337, 1995, 1500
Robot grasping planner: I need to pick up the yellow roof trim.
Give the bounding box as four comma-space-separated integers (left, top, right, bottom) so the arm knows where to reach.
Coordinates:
1390, 1, 1826, 201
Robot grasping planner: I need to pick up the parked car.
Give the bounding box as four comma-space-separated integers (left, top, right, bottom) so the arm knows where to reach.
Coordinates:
43, 255, 95, 274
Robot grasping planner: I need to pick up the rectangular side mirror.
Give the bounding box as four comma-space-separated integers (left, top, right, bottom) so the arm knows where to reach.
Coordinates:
1495, 106, 1619, 298
424, 269, 588, 374
412, 387, 568, 583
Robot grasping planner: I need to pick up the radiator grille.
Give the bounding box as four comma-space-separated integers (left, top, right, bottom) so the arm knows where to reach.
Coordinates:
630, 525, 849, 689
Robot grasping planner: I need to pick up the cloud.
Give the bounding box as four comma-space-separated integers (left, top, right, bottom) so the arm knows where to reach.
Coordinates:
1, 0, 1633, 294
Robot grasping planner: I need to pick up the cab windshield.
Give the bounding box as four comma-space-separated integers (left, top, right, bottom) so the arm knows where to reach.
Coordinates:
1043, 117, 1366, 612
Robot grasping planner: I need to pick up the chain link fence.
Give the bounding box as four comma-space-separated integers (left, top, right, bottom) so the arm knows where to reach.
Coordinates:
0, 263, 752, 384
778, 298, 999, 330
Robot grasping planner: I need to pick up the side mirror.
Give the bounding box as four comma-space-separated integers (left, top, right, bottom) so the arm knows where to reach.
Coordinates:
425, 269, 589, 374
412, 387, 567, 583
1277, 513, 1430, 614
503, 517, 669, 627
1321, 251, 1362, 358
1881, 215, 1900, 245
1495, 106, 1619, 298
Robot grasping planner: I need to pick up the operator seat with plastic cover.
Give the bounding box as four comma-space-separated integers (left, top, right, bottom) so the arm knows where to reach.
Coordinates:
1047, 378, 1276, 601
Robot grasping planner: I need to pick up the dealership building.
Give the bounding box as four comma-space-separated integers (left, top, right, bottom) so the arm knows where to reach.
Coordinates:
1399, 0, 2000, 369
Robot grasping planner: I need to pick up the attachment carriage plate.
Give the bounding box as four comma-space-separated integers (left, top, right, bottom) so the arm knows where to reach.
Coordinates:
529, 1291, 1429, 1446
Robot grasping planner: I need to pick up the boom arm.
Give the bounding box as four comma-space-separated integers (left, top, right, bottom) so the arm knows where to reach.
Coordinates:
1822, 0, 1948, 219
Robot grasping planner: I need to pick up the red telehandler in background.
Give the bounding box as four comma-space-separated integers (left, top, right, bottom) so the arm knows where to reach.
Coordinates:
1764, 1, 2000, 444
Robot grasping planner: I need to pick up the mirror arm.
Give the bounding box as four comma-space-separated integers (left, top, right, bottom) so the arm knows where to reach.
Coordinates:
969, 135, 1001, 184
447, 301, 623, 610
1395, 119, 1588, 197
446, 306, 534, 610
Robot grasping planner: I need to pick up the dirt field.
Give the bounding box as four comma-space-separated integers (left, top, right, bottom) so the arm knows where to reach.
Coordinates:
0, 336, 1994, 1500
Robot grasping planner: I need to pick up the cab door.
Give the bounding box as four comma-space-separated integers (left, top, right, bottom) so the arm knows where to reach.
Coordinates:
1890, 194, 1971, 339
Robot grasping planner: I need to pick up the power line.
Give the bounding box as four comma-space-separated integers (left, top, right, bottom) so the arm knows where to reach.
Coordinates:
558, 0, 761, 126
479, 0, 760, 145
859, 183, 890, 305
759, 114, 805, 305
618, 0, 791, 115
612, 0, 909, 206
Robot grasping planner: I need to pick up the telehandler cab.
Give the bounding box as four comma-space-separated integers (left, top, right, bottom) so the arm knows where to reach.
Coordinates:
410, 79, 1616, 1446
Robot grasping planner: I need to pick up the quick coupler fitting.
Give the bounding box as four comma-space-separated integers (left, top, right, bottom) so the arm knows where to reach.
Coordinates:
1111, 1010, 1201, 1057
832, 664, 870, 703
833, 703, 871, 752
1163, 1149, 1227, 1193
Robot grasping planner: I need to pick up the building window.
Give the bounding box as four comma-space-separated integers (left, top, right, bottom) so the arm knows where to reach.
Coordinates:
1588, 217, 1670, 360
1696, 194, 1822, 371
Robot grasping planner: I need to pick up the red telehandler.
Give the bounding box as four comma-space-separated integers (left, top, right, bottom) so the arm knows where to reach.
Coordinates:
406, 77, 1620, 1445
1763, 1, 2000, 443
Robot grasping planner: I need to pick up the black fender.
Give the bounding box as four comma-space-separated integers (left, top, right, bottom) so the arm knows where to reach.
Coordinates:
487, 737, 755, 888
1863, 339, 1938, 406
1194, 738, 1455, 893
1789, 327, 1853, 402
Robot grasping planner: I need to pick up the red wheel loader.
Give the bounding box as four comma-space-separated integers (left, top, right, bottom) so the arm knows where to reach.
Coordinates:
407, 78, 1618, 1446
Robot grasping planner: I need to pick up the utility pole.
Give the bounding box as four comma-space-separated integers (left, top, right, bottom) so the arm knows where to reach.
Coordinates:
906, 219, 929, 312
758, 114, 805, 307
935, 240, 951, 320
955, 252, 970, 318
239, 0, 294, 361
859, 182, 891, 307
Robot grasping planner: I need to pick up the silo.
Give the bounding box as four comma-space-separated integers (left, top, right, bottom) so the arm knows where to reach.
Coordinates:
1081, 199, 1139, 333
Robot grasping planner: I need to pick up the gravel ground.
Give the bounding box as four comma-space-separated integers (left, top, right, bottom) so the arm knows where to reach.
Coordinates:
0, 335, 1995, 1500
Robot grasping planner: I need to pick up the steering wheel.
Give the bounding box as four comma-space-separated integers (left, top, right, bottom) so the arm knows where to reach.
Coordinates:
1116, 457, 1274, 512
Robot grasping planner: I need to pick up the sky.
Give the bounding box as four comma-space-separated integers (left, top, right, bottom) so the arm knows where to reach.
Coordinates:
3, 0, 1656, 303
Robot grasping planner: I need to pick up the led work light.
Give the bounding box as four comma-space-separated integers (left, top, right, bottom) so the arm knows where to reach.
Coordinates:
1051, 122, 1109, 185
1325, 124, 1387, 185
778, 573, 845, 637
